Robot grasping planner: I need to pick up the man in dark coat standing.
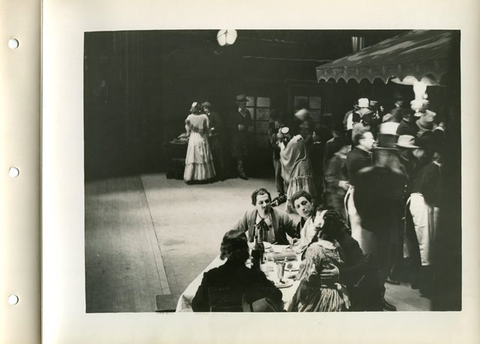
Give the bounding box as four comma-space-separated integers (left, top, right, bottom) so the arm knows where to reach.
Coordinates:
268, 109, 286, 200
346, 130, 375, 186
354, 148, 407, 311
229, 94, 253, 180
405, 150, 443, 295
344, 130, 374, 272
396, 108, 417, 136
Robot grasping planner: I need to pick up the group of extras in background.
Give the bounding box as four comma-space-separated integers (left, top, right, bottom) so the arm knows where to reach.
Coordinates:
183, 93, 445, 312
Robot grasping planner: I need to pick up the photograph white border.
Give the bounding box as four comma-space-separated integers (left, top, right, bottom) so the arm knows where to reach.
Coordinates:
42, 0, 480, 343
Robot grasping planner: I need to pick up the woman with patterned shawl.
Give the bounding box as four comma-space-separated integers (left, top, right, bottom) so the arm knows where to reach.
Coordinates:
288, 240, 351, 312
278, 127, 316, 213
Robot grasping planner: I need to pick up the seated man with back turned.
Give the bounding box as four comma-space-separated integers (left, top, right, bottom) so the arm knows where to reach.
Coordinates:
192, 230, 283, 312
232, 188, 300, 245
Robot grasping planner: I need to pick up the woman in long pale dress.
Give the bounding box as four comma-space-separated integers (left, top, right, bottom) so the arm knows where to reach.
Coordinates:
184, 102, 216, 182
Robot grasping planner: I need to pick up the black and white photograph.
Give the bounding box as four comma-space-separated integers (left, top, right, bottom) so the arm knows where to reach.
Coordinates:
83, 29, 461, 313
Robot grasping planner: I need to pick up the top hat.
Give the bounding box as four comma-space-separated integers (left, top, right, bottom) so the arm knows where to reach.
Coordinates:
376, 133, 399, 150
236, 94, 248, 103
358, 98, 370, 108
395, 135, 419, 149
379, 122, 399, 136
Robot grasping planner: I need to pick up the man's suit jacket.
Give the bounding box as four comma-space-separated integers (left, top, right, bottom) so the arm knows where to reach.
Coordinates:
346, 147, 372, 186
354, 166, 406, 235
232, 208, 299, 245
191, 260, 282, 312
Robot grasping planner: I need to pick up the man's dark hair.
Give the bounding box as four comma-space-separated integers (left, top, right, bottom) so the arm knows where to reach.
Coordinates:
314, 210, 348, 242
220, 230, 249, 262
290, 190, 314, 209
352, 131, 367, 146
402, 108, 414, 120
251, 188, 271, 205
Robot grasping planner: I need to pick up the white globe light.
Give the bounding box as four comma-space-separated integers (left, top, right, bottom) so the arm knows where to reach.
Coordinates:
217, 29, 237, 47
413, 81, 427, 100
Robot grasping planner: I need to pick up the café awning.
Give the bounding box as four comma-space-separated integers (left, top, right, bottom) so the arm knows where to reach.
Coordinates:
316, 30, 455, 86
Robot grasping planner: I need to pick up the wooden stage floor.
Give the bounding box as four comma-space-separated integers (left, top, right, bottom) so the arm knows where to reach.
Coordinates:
85, 173, 431, 312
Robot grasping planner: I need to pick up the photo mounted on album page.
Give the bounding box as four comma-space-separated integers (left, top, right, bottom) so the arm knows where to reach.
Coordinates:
40, 0, 480, 343
0, 1, 41, 344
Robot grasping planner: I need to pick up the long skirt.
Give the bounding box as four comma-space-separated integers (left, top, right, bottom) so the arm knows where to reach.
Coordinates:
285, 160, 316, 213
288, 283, 350, 312
184, 131, 216, 182
345, 187, 377, 255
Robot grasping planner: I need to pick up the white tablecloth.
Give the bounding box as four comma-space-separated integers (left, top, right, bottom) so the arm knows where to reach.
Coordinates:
176, 251, 301, 312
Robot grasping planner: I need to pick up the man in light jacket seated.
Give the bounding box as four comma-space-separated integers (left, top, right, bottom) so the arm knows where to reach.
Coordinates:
232, 188, 300, 245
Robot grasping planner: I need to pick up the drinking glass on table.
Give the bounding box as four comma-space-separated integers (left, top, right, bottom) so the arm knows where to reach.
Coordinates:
276, 259, 286, 283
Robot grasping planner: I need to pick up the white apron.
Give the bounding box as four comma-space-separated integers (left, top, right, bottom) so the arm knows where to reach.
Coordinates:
403, 193, 439, 266
345, 187, 378, 255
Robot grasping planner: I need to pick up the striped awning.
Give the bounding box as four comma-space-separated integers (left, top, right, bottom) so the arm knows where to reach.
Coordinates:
316, 30, 456, 85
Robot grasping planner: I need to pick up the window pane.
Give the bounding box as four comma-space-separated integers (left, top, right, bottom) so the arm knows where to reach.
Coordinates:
309, 97, 322, 109
294, 96, 308, 109
246, 96, 255, 107
256, 108, 270, 121
310, 110, 322, 123
246, 107, 255, 119
255, 121, 269, 134
256, 97, 270, 108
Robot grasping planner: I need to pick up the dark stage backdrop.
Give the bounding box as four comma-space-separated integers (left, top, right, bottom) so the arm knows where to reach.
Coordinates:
84, 30, 406, 181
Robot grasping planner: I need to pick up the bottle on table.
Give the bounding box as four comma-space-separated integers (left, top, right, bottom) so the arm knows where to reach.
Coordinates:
251, 222, 265, 270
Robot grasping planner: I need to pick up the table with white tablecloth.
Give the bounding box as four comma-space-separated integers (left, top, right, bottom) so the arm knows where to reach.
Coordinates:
176, 246, 301, 312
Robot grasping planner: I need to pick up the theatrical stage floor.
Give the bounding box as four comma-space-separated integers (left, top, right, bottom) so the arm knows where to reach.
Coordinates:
85, 173, 431, 312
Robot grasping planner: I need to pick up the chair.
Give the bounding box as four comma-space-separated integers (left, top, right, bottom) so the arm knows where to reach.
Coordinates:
241, 293, 283, 312
207, 287, 243, 312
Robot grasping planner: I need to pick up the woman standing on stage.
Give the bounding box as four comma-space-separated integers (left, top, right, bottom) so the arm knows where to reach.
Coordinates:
184, 102, 216, 183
